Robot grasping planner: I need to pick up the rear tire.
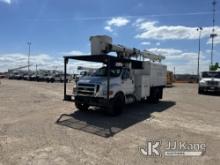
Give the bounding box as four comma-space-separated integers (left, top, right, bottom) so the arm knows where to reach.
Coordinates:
107, 93, 125, 116
148, 88, 160, 104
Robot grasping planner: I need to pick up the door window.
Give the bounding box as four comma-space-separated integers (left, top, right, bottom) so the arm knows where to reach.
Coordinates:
122, 69, 130, 80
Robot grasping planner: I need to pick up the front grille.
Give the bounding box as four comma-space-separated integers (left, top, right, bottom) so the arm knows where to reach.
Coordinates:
76, 83, 96, 96
207, 81, 218, 86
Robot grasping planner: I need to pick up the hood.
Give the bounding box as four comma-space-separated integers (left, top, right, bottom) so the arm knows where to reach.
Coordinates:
78, 76, 107, 84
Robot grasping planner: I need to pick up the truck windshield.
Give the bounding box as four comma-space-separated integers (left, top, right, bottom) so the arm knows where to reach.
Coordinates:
202, 72, 220, 78
92, 67, 122, 77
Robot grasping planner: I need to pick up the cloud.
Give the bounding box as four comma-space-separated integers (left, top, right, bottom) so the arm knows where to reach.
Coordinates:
141, 41, 151, 45
133, 18, 145, 26
156, 42, 160, 46
0, 52, 102, 73
148, 47, 206, 61
148, 48, 209, 74
148, 48, 183, 60
205, 49, 217, 54
107, 17, 130, 27
0, 53, 56, 72
0, 0, 11, 4
104, 17, 130, 32
173, 56, 209, 74
135, 20, 220, 42
61, 50, 87, 56
104, 26, 113, 32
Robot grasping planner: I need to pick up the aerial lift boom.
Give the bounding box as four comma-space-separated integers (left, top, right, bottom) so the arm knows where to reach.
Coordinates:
90, 35, 165, 61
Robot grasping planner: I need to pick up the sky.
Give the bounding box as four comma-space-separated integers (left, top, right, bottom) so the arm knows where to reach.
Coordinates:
0, 0, 219, 74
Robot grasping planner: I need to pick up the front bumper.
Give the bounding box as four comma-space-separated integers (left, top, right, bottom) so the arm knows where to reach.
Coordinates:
75, 96, 109, 107
200, 86, 220, 92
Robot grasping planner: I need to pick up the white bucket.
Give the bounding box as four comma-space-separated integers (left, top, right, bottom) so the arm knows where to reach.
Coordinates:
90, 35, 112, 55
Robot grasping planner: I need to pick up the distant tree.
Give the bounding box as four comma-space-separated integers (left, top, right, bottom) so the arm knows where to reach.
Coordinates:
210, 62, 219, 71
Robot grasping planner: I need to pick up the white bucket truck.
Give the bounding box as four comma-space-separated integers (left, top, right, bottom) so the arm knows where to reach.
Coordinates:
64, 35, 167, 115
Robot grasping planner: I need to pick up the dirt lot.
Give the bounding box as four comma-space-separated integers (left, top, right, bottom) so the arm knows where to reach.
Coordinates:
0, 79, 220, 165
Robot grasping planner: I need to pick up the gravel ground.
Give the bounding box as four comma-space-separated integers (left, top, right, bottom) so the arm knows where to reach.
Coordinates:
0, 79, 220, 165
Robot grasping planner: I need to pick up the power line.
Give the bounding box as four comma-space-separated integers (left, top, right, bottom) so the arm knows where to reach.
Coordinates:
24, 11, 220, 22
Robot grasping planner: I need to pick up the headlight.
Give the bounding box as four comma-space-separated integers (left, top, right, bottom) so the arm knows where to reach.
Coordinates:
199, 81, 206, 86
102, 83, 115, 96
103, 90, 114, 96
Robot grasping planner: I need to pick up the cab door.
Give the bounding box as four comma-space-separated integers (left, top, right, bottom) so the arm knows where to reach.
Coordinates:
121, 68, 135, 95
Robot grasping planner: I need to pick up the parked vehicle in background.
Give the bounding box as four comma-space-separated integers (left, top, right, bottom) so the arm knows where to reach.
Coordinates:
23, 73, 33, 80
37, 73, 50, 82
23, 74, 29, 80
198, 71, 220, 94
7, 69, 69, 83
0, 74, 6, 79
46, 73, 67, 83
30, 70, 54, 82
15, 73, 25, 80
29, 73, 39, 81
166, 71, 174, 87
8, 72, 18, 79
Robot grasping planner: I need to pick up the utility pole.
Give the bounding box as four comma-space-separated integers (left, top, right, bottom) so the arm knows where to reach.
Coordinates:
36, 64, 38, 73
210, 0, 217, 67
27, 42, 31, 74
197, 27, 203, 82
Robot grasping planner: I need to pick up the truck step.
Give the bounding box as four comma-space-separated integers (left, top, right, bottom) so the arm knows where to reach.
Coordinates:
125, 95, 136, 104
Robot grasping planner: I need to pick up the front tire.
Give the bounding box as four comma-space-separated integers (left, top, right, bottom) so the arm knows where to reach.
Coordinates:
198, 87, 204, 94
107, 93, 125, 116
75, 102, 89, 111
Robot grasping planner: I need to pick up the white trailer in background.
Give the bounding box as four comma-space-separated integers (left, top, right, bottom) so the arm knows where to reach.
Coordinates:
63, 35, 167, 115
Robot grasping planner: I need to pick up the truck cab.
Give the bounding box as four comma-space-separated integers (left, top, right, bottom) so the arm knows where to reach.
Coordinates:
75, 66, 134, 99
198, 71, 220, 94
74, 66, 133, 114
